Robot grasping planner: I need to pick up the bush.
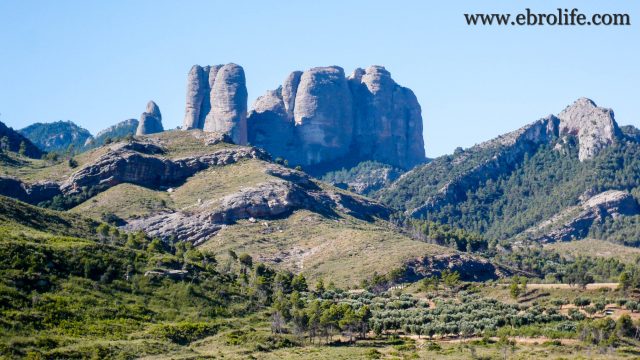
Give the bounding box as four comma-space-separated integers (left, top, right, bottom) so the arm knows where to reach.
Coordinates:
150, 322, 219, 345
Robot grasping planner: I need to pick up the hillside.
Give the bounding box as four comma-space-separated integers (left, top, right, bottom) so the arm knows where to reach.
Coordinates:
0, 120, 43, 159
0, 130, 497, 287
378, 98, 640, 244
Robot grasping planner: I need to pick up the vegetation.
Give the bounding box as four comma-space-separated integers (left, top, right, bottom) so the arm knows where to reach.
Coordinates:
379, 135, 640, 244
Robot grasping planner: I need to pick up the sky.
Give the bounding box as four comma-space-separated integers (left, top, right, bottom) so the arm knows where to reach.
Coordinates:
0, 1, 638, 157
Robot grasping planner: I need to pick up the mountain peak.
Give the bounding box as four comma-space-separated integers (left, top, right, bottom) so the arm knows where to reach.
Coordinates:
558, 97, 620, 161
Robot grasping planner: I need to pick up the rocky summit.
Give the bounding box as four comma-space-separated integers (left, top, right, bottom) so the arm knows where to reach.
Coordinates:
248, 65, 426, 169
182, 63, 426, 171
557, 97, 621, 161
182, 63, 248, 145
136, 101, 164, 136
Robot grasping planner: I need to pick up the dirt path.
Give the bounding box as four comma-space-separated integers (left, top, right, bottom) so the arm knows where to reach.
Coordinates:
403, 335, 579, 346
525, 283, 618, 290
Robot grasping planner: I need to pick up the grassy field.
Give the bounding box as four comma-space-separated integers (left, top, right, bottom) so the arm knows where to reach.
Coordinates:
70, 183, 174, 221
546, 239, 640, 264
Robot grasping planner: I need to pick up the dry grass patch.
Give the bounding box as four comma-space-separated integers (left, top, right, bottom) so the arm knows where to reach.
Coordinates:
201, 209, 453, 287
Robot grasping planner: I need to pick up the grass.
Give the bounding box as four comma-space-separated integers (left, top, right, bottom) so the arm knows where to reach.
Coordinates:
70, 183, 174, 221
143, 129, 232, 159
545, 238, 640, 264
201, 209, 454, 287
0, 130, 234, 183
170, 159, 275, 210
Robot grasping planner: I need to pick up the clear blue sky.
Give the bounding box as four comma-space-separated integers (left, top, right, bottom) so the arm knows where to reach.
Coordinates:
0, 0, 638, 157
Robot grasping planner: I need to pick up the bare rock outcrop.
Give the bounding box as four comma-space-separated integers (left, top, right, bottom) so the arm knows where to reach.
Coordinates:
557, 98, 621, 161
348, 66, 425, 169
247, 65, 426, 169
182, 63, 248, 145
125, 165, 390, 245
136, 101, 164, 136
60, 142, 269, 195
0, 177, 61, 204
531, 190, 640, 243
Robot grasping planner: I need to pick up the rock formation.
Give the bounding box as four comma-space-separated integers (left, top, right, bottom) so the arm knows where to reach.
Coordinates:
529, 190, 640, 243
347, 66, 425, 169
0, 177, 61, 204
557, 98, 621, 161
182, 63, 248, 145
60, 142, 268, 195
125, 165, 390, 245
248, 65, 426, 169
136, 101, 164, 136
384, 97, 626, 219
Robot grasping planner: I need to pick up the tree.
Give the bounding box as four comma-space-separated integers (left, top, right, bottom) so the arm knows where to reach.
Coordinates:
356, 305, 372, 340
619, 272, 632, 291
238, 253, 253, 276
441, 270, 460, 288
18, 141, 27, 156
96, 224, 110, 243
291, 274, 308, 292
306, 300, 322, 343
573, 297, 590, 309
68, 157, 78, 168
315, 278, 325, 295
0, 136, 9, 152
509, 276, 522, 299
616, 314, 635, 338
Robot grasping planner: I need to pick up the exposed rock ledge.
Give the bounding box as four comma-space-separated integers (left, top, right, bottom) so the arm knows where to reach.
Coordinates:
0, 177, 61, 204
529, 190, 640, 243
60, 143, 269, 195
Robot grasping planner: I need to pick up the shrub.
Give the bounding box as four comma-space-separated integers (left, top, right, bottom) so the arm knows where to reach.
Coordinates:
150, 322, 219, 345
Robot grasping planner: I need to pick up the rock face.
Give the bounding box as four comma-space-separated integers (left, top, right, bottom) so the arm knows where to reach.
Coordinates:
531, 190, 640, 243
0, 177, 61, 204
182, 64, 248, 144
557, 98, 621, 161
60, 142, 268, 195
136, 101, 164, 136
248, 65, 426, 169
348, 66, 425, 169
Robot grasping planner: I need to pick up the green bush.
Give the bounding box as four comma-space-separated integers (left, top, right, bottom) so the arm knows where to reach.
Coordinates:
150, 322, 220, 345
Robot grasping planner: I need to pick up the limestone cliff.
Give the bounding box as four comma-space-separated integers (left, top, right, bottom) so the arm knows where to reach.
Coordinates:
182, 63, 248, 145
247, 65, 426, 169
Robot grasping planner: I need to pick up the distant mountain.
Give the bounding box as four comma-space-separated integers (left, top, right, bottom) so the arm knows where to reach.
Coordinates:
320, 160, 405, 195
0, 120, 43, 158
85, 118, 138, 149
19, 120, 92, 153
378, 98, 640, 245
